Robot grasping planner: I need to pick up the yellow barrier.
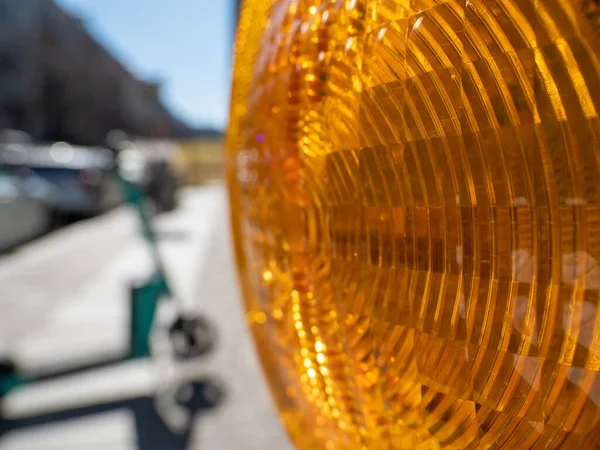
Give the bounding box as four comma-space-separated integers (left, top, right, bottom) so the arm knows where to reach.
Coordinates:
173, 138, 224, 186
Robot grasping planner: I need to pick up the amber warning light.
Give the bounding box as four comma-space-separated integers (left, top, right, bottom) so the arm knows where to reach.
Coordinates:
228, 1, 600, 448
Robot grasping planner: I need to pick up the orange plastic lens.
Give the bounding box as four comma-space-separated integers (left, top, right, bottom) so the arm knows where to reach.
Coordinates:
227, 0, 600, 448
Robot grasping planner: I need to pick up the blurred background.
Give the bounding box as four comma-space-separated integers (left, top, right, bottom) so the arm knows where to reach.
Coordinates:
0, 0, 292, 449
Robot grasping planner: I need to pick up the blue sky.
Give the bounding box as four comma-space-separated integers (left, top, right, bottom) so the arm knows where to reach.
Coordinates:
55, 0, 234, 130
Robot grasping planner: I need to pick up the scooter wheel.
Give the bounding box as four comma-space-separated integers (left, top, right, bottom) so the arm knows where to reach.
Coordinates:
0, 360, 15, 376
169, 316, 217, 359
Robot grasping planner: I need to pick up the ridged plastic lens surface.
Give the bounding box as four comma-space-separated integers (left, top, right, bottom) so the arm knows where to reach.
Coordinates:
228, 0, 600, 448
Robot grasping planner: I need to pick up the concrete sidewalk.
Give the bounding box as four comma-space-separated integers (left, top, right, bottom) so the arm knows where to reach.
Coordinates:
0, 185, 292, 450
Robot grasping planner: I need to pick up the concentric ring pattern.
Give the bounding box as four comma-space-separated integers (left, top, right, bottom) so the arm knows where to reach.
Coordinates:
227, 0, 600, 448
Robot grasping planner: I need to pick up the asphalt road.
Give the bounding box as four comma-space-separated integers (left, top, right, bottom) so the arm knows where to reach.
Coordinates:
0, 185, 292, 450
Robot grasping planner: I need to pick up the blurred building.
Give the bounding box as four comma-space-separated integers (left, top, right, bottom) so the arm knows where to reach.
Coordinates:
0, 0, 191, 145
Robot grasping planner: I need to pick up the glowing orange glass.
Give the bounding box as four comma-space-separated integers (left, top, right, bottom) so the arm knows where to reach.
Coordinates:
228, 1, 600, 448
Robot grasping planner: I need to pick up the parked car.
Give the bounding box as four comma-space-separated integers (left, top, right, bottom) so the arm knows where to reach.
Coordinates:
0, 169, 54, 252
3, 143, 122, 218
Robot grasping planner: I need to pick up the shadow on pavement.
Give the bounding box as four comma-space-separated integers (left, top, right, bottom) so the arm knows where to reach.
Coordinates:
0, 378, 225, 450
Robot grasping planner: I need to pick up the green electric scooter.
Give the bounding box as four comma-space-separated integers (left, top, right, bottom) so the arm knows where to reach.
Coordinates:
0, 143, 217, 404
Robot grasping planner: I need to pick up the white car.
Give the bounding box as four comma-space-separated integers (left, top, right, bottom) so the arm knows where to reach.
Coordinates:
0, 171, 54, 253
3, 144, 122, 218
